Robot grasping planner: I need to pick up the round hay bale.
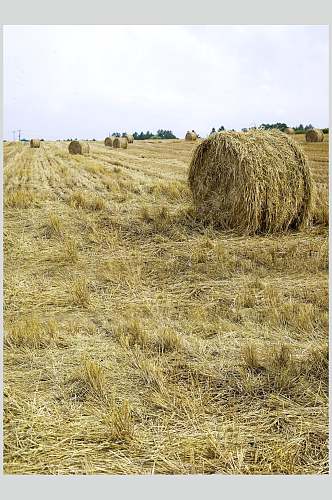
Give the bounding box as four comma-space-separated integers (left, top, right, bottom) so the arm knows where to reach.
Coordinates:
305, 128, 324, 142
188, 129, 313, 234
68, 141, 90, 155
185, 131, 197, 141
30, 139, 40, 148
284, 127, 295, 135
104, 137, 113, 147
124, 134, 134, 143
113, 137, 128, 149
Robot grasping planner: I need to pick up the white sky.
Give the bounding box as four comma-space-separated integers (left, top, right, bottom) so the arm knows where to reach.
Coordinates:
3, 25, 329, 140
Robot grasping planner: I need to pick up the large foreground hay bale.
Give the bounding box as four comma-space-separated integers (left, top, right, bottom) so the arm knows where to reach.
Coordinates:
284, 127, 295, 135
113, 137, 128, 149
68, 141, 90, 155
305, 129, 324, 142
104, 137, 113, 147
124, 134, 134, 143
185, 131, 197, 141
30, 139, 40, 148
188, 129, 313, 234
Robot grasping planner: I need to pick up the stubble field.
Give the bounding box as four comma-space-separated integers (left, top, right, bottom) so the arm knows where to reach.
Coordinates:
3, 134, 329, 474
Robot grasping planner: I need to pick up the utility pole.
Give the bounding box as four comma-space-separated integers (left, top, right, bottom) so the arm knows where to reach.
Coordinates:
18, 129, 22, 141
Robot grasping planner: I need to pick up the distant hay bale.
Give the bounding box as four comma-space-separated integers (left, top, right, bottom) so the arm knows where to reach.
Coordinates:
104, 137, 113, 147
30, 139, 40, 148
185, 131, 197, 141
68, 141, 90, 155
113, 137, 128, 149
284, 127, 295, 135
124, 134, 134, 143
305, 129, 324, 142
188, 129, 313, 234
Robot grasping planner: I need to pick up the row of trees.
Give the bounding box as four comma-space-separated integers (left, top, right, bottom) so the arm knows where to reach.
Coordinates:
211, 124, 329, 134
253, 123, 328, 134
110, 129, 177, 140
37, 123, 328, 142
260, 123, 314, 132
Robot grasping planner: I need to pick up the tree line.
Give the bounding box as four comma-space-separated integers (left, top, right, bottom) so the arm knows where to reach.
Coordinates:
46, 122, 330, 142
110, 129, 177, 140
259, 123, 323, 133
210, 124, 328, 135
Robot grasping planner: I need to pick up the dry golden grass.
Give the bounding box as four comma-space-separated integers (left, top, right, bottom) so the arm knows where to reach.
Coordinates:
3, 135, 328, 474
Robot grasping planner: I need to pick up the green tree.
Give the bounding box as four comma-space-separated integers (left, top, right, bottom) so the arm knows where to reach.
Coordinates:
260, 123, 287, 131
156, 129, 177, 139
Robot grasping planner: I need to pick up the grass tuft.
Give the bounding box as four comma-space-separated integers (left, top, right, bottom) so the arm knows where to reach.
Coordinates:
71, 278, 91, 308
69, 191, 106, 211
5, 189, 41, 208
103, 400, 135, 443
5, 317, 60, 348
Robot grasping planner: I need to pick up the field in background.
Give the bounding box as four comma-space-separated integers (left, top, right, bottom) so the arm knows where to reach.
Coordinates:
3, 134, 328, 474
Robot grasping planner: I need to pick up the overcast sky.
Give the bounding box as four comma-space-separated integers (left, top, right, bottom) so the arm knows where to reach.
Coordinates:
3, 25, 329, 140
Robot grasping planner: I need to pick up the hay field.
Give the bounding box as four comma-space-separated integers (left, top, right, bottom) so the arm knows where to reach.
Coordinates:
3, 134, 329, 474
